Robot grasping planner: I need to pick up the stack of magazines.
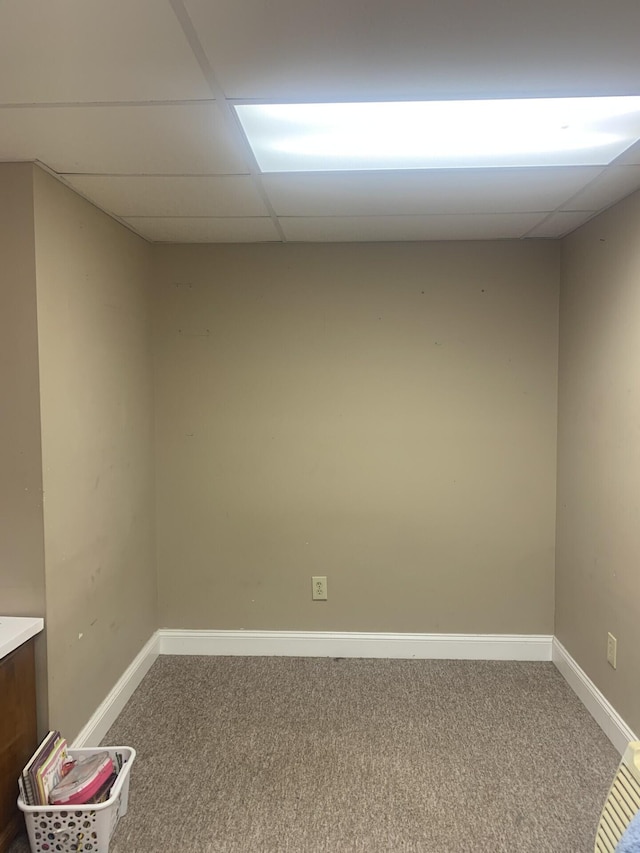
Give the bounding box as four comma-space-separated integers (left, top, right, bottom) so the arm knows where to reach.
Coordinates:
18, 731, 69, 806
19, 732, 124, 806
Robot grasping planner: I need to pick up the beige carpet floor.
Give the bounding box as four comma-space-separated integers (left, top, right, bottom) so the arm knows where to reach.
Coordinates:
10, 657, 619, 852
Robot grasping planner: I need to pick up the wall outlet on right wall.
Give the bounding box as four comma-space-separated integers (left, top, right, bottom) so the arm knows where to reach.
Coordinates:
607, 632, 617, 669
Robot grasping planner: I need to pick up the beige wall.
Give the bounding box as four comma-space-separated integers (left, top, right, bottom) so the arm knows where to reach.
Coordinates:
556, 189, 640, 736
6, 161, 638, 738
0, 164, 44, 613
6, 157, 638, 739
154, 242, 559, 633
0, 163, 48, 732
33, 168, 157, 740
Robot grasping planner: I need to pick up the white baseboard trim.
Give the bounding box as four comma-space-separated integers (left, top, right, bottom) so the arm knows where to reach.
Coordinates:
72, 632, 160, 748
552, 638, 638, 755
158, 629, 553, 661
70, 631, 638, 758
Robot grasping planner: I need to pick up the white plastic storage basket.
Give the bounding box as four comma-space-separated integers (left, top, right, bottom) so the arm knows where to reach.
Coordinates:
18, 747, 136, 853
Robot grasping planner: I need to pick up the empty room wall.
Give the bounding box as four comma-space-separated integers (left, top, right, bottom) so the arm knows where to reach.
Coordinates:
33, 168, 157, 740
0, 163, 48, 731
154, 242, 559, 634
0, 164, 45, 616
556, 188, 640, 736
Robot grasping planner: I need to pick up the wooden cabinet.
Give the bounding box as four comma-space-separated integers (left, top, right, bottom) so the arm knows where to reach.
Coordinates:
0, 638, 37, 852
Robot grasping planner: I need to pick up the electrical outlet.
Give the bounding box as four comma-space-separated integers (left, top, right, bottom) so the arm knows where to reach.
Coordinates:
312, 576, 327, 600
607, 632, 617, 669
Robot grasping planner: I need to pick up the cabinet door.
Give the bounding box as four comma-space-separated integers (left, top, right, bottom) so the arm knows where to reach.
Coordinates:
0, 639, 37, 852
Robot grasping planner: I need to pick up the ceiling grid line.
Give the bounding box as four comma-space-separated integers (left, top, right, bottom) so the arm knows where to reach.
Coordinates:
0, 99, 218, 110
33, 160, 147, 241
59, 173, 254, 179
167, 0, 287, 242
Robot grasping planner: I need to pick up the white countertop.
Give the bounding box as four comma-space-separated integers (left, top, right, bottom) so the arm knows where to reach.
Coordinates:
0, 616, 44, 659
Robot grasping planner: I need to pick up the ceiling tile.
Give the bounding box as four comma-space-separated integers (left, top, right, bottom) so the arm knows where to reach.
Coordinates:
0, 0, 637, 242
261, 168, 602, 217
123, 217, 280, 243
612, 139, 640, 166
0, 0, 211, 104
559, 166, 640, 212
280, 213, 544, 242
0, 103, 249, 175
61, 175, 268, 218
186, 0, 640, 100
525, 211, 596, 239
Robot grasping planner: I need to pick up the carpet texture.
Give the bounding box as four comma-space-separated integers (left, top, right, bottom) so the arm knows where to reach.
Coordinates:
10, 657, 619, 852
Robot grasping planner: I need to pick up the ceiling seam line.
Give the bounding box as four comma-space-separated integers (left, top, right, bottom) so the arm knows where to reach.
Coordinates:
552, 167, 608, 214
109, 211, 561, 221
520, 210, 563, 238
33, 161, 152, 242
122, 215, 278, 220
521, 165, 612, 237
167, 0, 286, 242
0, 99, 217, 109
58, 173, 252, 178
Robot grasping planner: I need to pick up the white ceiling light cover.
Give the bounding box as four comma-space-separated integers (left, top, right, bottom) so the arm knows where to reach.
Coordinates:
235, 97, 640, 172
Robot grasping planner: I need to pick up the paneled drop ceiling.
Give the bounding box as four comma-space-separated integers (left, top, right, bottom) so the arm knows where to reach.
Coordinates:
2, 0, 640, 243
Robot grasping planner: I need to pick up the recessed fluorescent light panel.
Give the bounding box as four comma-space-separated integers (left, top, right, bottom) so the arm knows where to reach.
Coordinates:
234, 97, 640, 172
